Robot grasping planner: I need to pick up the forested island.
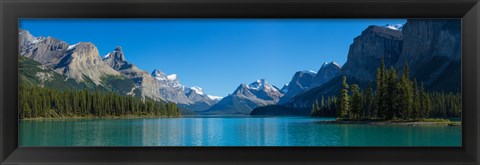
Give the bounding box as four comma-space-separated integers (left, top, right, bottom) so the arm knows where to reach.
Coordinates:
310, 60, 461, 123
19, 84, 181, 119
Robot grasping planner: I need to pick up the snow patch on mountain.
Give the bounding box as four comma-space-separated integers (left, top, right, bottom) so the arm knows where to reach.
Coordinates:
103, 53, 111, 59
384, 24, 404, 31
188, 86, 204, 95
322, 61, 342, 69
207, 95, 223, 100
67, 44, 78, 51
167, 74, 178, 81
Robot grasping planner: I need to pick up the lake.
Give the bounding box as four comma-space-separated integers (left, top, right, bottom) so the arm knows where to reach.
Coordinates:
19, 116, 461, 146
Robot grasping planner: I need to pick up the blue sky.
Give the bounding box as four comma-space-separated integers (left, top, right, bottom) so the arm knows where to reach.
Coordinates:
20, 19, 407, 97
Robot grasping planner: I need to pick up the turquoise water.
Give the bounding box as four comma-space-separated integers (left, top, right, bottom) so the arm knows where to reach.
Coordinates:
19, 116, 461, 146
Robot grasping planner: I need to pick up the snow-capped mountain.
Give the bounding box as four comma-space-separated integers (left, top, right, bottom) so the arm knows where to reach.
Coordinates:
207, 95, 223, 101
151, 69, 183, 89
150, 69, 221, 111
201, 79, 283, 115
278, 70, 317, 104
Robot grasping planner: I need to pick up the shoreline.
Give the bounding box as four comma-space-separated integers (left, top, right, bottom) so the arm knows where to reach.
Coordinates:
316, 120, 461, 126
20, 115, 181, 120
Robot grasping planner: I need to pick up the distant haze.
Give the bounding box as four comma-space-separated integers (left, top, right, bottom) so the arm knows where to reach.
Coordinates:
20, 19, 407, 97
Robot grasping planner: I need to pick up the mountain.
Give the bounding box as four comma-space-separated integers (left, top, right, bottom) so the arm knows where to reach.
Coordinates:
277, 70, 317, 104
150, 69, 221, 112
341, 25, 403, 81
53, 42, 122, 85
19, 29, 70, 68
309, 62, 342, 88
396, 19, 461, 92
150, 69, 191, 104
201, 79, 283, 115
102, 46, 155, 97
181, 86, 222, 112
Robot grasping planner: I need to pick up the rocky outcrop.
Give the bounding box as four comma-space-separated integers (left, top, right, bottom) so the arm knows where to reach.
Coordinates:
103, 46, 133, 71
341, 25, 403, 81
202, 79, 283, 115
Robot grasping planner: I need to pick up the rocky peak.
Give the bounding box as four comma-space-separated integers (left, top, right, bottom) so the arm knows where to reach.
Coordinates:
309, 61, 342, 88
151, 69, 183, 89
233, 79, 283, 101
204, 79, 283, 115
151, 69, 164, 77
103, 46, 133, 70
278, 70, 318, 104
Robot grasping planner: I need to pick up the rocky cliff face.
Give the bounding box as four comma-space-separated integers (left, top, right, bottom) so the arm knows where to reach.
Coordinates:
398, 19, 461, 68
397, 19, 461, 91
53, 42, 121, 85
278, 70, 317, 104
341, 25, 403, 81
202, 79, 283, 115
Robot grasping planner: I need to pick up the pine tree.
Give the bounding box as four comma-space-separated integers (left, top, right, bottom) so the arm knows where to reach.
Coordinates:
350, 84, 362, 120
364, 82, 374, 119
411, 79, 420, 119
338, 76, 350, 119
385, 67, 399, 120
399, 62, 413, 119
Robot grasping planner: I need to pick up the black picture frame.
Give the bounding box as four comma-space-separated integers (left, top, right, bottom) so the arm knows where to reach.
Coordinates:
1, 0, 479, 164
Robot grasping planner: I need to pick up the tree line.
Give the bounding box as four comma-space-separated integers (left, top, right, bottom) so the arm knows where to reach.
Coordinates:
19, 84, 181, 119
311, 60, 461, 120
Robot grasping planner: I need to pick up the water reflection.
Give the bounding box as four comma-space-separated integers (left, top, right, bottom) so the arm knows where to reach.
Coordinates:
19, 117, 461, 146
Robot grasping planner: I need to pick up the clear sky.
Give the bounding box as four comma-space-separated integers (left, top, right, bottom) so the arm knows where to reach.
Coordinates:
20, 19, 407, 97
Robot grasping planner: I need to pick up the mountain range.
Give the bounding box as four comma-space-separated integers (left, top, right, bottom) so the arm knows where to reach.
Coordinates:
252, 19, 461, 115
19, 19, 461, 116
19, 29, 221, 114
